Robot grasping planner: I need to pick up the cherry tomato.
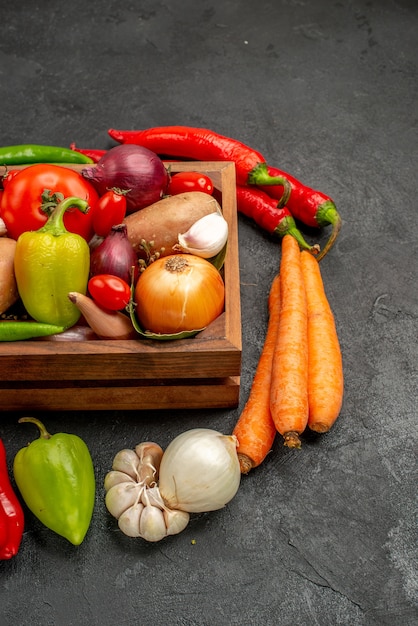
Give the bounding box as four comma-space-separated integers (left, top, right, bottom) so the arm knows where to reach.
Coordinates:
93, 189, 127, 237
167, 172, 214, 196
88, 274, 131, 311
0, 164, 99, 241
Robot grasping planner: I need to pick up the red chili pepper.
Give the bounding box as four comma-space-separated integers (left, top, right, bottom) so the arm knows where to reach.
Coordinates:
70, 143, 107, 163
108, 126, 291, 205
236, 186, 318, 253
0, 438, 24, 560
260, 165, 342, 260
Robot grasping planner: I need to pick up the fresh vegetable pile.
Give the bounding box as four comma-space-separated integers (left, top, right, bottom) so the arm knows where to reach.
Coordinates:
0, 144, 228, 341
0, 125, 344, 554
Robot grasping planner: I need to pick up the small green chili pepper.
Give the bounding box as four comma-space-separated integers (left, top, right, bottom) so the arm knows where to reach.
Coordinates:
14, 193, 91, 328
13, 417, 95, 546
0, 320, 66, 341
0, 144, 93, 165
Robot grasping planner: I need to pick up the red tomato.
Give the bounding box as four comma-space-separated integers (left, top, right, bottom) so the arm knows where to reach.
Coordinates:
88, 274, 131, 311
93, 189, 127, 237
167, 172, 214, 196
0, 164, 99, 241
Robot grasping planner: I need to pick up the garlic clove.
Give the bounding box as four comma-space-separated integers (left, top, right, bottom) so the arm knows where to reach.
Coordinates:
139, 505, 167, 542
118, 502, 144, 537
111, 448, 141, 480
164, 508, 190, 537
104, 469, 136, 492
105, 482, 142, 519
177, 212, 228, 259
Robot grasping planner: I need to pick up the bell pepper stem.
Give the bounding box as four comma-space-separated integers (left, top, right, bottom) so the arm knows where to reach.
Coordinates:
38, 194, 90, 237
18, 417, 52, 440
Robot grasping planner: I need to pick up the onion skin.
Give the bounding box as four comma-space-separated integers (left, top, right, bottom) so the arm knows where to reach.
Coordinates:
134, 254, 225, 334
68, 291, 136, 339
158, 428, 241, 513
82, 144, 168, 213
89, 224, 138, 285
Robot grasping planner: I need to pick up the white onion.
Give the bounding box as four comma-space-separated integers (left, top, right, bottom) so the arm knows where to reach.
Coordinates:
158, 428, 241, 513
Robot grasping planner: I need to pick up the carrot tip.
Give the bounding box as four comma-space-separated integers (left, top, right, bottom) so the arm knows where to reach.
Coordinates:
238, 452, 255, 475
283, 431, 302, 449
309, 423, 331, 434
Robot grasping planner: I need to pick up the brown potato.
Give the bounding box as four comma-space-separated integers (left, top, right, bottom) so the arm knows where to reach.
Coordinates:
0, 237, 19, 314
123, 191, 221, 261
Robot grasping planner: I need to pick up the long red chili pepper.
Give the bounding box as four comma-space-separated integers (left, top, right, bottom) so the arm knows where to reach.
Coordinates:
0, 438, 24, 559
236, 186, 318, 253
108, 126, 292, 205
260, 165, 341, 260
69, 143, 107, 163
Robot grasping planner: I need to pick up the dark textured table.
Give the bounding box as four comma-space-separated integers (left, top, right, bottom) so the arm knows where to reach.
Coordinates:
1, 1, 417, 625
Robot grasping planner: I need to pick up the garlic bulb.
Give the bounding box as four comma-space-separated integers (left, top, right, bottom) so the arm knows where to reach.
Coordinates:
158, 428, 241, 513
104, 441, 190, 542
177, 211, 228, 258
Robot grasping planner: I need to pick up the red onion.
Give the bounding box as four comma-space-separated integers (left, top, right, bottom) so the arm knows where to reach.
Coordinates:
82, 144, 168, 213
90, 224, 139, 285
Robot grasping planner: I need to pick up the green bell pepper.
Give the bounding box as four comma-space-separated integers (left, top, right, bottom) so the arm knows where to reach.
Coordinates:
14, 192, 91, 328
13, 417, 95, 546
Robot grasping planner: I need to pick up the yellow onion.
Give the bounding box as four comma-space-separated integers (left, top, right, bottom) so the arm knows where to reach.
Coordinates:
134, 254, 225, 334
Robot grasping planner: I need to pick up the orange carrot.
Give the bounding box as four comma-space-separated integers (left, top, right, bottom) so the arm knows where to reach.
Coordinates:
270, 234, 309, 448
233, 274, 280, 473
300, 250, 344, 432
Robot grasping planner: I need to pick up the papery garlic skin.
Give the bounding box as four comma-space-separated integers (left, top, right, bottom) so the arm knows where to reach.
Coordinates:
141, 485, 165, 509
135, 442, 164, 486
177, 212, 228, 258
158, 428, 241, 513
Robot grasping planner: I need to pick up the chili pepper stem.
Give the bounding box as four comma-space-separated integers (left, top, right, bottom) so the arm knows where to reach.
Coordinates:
315, 202, 342, 261
18, 417, 52, 440
247, 163, 292, 207
276, 216, 320, 253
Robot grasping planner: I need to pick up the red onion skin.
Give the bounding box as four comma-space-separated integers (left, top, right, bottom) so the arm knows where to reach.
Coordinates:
82, 144, 168, 213
90, 224, 139, 284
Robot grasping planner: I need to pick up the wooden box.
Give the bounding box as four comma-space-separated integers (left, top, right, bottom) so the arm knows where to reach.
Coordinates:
0, 161, 242, 411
